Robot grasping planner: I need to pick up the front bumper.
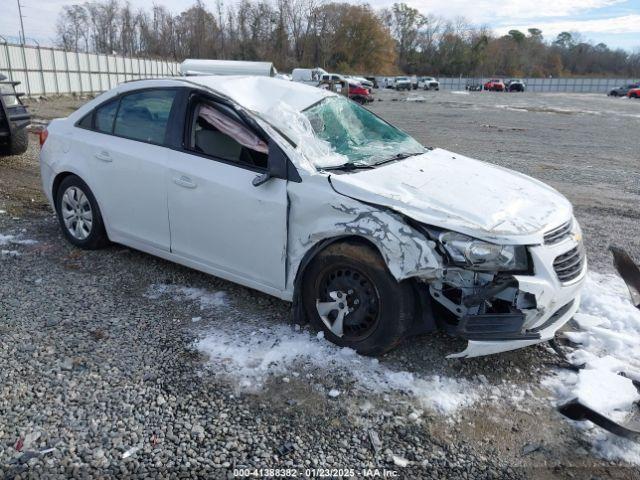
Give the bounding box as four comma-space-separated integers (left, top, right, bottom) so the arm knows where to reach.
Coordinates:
447, 230, 587, 358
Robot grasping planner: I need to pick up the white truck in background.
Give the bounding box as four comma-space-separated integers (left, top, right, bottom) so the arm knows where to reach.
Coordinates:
291, 67, 328, 86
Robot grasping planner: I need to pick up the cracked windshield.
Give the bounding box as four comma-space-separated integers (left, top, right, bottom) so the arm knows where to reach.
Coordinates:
303, 96, 425, 167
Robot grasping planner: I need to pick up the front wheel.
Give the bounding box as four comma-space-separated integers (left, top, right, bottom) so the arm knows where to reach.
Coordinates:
302, 241, 415, 355
55, 175, 109, 249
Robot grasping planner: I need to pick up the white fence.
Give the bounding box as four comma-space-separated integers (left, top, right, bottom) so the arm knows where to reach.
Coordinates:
0, 38, 179, 97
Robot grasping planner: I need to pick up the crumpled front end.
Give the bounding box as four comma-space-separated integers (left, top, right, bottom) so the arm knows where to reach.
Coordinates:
423, 218, 587, 358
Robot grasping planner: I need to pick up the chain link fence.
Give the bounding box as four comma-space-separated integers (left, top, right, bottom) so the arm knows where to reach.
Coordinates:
0, 37, 179, 97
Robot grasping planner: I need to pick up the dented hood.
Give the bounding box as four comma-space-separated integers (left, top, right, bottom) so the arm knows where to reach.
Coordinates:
330, 148, 572, 244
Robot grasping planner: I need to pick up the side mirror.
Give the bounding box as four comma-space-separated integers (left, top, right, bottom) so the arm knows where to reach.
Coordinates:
251, 140, 294, 187
252, 172, 272, 187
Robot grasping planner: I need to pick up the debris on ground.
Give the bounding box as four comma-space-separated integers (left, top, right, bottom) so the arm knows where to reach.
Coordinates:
121, 446, 141, 459
276, 442, 295, 456
522, 443, 543, 455
392, 455, 410, 467
368, 430, 382, 453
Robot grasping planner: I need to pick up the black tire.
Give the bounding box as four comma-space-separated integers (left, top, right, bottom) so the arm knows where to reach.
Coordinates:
55, 175, 109, 250
0, 128, 28, 156
302, 241, 415, 355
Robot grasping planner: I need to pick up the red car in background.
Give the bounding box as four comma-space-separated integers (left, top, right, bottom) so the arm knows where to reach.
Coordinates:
628, 87, 640, 98
348, 82, 373, 104
484, 79, 505, 91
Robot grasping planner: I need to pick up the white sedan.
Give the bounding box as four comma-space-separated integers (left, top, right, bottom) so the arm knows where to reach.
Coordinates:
39, 76, 586, 357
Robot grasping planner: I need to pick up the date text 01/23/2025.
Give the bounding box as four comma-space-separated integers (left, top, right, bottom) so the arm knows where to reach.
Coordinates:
233, 468, 401, 477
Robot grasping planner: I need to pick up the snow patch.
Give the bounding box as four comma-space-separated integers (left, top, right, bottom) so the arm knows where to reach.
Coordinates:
145, 282, 475, 414
544, 272, 640, 464
196, 324, 475, 414
1, 249, 20, 258
450, 90, 470, 95
144, 284, 227, 310
0, 233, 37, 246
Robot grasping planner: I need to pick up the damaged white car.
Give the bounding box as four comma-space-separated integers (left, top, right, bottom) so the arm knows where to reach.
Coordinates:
39, 76, 587, 357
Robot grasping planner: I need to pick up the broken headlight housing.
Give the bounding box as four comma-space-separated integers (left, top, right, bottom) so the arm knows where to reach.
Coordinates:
438, 231, 529, 272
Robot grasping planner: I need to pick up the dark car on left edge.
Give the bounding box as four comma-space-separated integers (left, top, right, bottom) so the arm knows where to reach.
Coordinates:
0, 73, 31, 156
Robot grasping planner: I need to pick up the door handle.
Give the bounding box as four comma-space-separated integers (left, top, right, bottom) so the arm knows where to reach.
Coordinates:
173, 176, 197, 189
94, 151, 112, 162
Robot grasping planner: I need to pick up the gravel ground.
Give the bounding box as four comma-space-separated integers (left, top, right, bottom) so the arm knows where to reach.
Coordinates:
1, 91, 639, 479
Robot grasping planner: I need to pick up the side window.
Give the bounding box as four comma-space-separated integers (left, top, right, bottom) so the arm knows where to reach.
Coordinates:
77, 111, 94, 129
94, 99, 119, 133
189, 101, 268, 169
113, 89, 176, 144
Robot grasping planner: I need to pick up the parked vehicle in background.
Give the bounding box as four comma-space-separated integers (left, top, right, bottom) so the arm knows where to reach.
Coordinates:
506, 79, 526, 92
465, 82, 483, 91
410, 76, 418, 90
484, 79, 505, 91
393, 76, 412, 91
348, 82, 373, 104
609, 83, 640, 96
0, 73, 30, 157
382, 77, 395, 89
627, 87, 640, 98
364, 77, 378, 89
40, 76, 586, 358
418, 77, 440, 91
292, 67, 328, 85
321, 73, 346, 84
346, 76, 374, 90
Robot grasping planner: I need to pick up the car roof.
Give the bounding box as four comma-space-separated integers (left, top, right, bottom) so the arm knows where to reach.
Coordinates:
116, 75, 334, 115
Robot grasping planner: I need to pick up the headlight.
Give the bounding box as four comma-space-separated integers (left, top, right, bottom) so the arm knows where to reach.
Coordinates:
438, 231, 529, 272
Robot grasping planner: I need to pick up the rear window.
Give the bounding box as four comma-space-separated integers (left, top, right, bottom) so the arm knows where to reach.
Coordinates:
113, 90, 176, 144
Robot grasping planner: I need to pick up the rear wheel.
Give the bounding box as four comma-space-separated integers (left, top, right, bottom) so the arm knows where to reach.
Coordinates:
55, 175, 109, 249
302, 241, 415, 355
0, 128, 28, 156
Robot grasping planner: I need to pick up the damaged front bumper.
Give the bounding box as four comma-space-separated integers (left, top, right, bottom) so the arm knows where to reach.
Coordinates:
430, 228, 587, 358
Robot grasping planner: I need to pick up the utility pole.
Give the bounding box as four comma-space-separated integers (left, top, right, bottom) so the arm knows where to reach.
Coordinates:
16, 0, 26, 44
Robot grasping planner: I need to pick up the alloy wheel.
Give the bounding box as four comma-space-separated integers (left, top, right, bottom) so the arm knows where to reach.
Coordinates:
61, 186, 93, 240
315, 266, 380, 341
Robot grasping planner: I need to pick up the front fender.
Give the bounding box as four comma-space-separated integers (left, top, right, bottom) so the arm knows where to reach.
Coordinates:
286, 178, 443, 293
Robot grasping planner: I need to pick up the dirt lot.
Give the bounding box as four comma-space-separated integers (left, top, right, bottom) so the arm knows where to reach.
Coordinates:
1, 90, 639, 478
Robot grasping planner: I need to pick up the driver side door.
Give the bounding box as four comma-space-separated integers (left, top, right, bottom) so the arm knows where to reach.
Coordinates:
167, 96, 289, 294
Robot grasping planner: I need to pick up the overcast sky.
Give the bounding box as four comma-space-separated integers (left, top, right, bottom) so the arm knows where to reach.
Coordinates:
2, 0, 639, 50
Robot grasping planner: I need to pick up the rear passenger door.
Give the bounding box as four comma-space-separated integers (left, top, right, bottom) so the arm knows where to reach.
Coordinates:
80, 88, 179, 251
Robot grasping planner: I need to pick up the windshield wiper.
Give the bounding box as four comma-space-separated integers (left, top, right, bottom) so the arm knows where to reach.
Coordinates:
371, 152, 423, 167
321, 152, 423, 172
321, 163, 374, 171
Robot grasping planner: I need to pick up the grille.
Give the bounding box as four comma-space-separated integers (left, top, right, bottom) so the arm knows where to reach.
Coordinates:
544, 219, 573, 245
553, 245, 585, 282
